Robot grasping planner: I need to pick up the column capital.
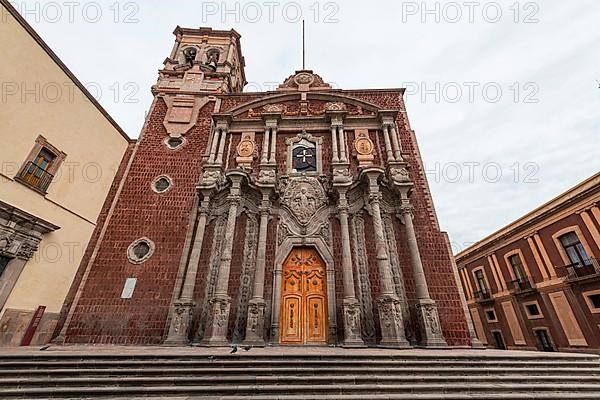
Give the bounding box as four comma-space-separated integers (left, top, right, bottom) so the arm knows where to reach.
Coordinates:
378, 109, 400, 125
198, 166, 224, 190
212, 113, 232, 129
399, 204, 414, 217
360, 167, 385, 194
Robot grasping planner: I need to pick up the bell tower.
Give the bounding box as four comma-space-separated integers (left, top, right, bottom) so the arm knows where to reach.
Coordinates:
153, 27, 246, 140
159, 26, 246, 94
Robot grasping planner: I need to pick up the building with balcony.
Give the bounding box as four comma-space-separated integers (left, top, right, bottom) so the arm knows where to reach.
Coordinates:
456, 172, 600, 353
0, 0, 133, 346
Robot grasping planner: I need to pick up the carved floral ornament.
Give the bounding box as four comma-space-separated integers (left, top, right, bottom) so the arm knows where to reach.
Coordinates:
280, 177, 328, 225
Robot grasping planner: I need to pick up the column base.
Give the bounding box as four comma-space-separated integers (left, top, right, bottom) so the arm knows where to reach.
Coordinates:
342, 299, 365, 347
243, 299, 266, 347
415, 299, 448, 348
470, 338, 486, 349
377, 294, 411, 348
164, 299, 194, 346
198, 295, 231, 347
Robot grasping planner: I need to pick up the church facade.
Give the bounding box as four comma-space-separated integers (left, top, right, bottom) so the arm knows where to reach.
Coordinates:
55, 27, 474, 348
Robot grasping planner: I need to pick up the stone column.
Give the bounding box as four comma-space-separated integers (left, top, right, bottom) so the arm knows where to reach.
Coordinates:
389, 124, 403, 161
208, 128, 220, 164
261, 127, 270, 164
337, 187, 364, 347
270, 268, 282, 342
362, 169, 409, 348
382, 125, 395, 162
245, 189, 272, 346
269, 126, 278, 164
398, 190, 447, 347
215, 127, 227, 166
331, 126, 339, 163
165, 192, 212, 345
201, 173, 244, 346
338, 125, 348, 163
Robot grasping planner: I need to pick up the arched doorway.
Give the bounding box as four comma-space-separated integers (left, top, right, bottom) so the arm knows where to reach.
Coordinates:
280, 247, 328, 345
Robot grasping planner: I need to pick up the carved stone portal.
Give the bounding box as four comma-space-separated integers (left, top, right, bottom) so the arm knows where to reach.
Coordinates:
280, 177, 327, 226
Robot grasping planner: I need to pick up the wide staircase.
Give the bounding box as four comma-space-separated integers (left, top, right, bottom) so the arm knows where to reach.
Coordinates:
0, 348, 599, 399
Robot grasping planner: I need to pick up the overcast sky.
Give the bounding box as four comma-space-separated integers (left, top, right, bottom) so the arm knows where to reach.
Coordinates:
11, 0, 600, 253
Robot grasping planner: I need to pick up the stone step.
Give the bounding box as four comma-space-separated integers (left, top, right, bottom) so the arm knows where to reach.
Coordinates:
2, 383, 600, 398
2, 374, 600, 389
1, 353, 597, 361
2, 358, 598, 369
2, 366, 599, 377
89, 395, 600, 400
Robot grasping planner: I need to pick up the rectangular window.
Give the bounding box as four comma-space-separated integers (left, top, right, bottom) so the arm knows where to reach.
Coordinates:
535, 329, 554, 352
0, 256, 11, 278
508, 254, 525, 281
485, 309, 497, 322
523, 301, 544, 319
588, 294, 600, 309
474, 270, 488, 294
15, 136, 66, 194
22, 148, 56, 187
559, 232, 591, 267
492, 331, 506, 350
526, 304, 540, 316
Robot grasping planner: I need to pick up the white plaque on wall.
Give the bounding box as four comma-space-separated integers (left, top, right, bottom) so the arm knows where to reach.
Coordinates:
121, 278, 137, 299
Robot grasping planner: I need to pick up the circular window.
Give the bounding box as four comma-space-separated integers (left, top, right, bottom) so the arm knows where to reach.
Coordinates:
152, 176, 173, 194
165, 136, 185, 150
127, 238, 155, 264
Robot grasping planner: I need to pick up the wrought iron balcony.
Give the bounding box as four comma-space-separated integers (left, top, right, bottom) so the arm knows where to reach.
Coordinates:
508, 278, 535, 295
16, 162, 55, 193
474, 289, 493, 303
563, 259, 600, 281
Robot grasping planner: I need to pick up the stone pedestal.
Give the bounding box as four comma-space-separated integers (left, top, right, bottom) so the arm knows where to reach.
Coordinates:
164, 299, 194, 346
200, 295, 231, 347
244, 299, 266, 346
378, 294, 411, 348
415, 299, 448, 348
342, 299, 365, 347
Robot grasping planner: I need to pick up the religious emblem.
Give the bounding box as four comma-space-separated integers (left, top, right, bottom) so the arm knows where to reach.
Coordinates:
354, 129, 375, 166
236, 132, 256, 169
292, 139, 317, 173
281, 177, 327, 225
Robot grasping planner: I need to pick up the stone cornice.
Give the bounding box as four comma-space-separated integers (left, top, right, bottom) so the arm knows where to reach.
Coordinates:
0, 199, 60, 234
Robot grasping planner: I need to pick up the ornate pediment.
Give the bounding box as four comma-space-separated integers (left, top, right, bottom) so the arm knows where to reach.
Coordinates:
280, 177, 327, 226
277, 70, 332, 92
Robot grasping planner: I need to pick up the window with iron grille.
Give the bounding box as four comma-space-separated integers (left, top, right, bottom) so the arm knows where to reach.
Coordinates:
15, 136, 66, 194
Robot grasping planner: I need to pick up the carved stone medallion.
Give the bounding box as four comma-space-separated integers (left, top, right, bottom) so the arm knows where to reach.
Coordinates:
354, 129, 375, 167
281, 177, 327, 225
236, 132, 256, 168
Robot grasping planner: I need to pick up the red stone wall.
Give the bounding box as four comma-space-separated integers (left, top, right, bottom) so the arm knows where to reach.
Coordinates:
65, 99, 215, 344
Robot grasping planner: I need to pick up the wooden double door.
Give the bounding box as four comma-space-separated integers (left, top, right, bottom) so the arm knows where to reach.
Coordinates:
280, 248, 328, 345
